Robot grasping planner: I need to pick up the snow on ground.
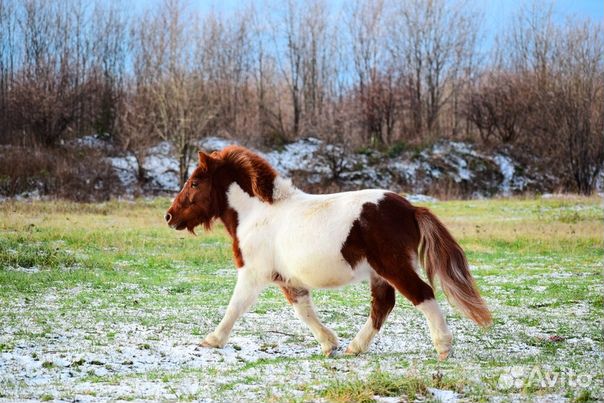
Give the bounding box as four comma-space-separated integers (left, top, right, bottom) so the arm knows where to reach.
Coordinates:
70, 134, 113, 151
428, 387, 459, 403
143, 142, 182, 192
0, 264, 601, 401
432, 142, 474, 182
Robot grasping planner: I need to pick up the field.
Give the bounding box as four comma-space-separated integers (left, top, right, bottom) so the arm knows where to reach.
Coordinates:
0, 196, 602, 402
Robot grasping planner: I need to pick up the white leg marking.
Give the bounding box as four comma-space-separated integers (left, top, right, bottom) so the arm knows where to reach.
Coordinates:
345, 317, 378, 355
416, 299, 453, 360
291, 293, 339, 355
201, 267, 266, 348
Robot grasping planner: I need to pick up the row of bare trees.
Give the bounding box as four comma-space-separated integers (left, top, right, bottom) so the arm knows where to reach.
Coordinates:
0, 0, 602, 193
0, 0, 126, 146
466, 4, 604, 194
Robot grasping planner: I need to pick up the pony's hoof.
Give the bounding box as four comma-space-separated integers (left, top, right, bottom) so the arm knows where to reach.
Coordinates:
435, 333, 452, 361
438, 350, 451, 361
343, 342, 366, 355
199, 340, 218, 348
321, 340, 339, 357
322, 346, 337, 357
320, 332, 339, 356
199, 333, 225, 349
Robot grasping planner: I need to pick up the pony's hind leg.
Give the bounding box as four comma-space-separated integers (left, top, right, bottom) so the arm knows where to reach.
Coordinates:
281, 286, 339, 356
415, 298, 452, 360
372, 256, 453, 360
345, 273, 395, 354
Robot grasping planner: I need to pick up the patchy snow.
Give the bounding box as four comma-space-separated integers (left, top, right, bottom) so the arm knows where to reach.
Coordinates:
0, 262, 602, 401
428, 388, 459, 403
4, 266, 41, 273
374, 396, 404, 403
264, 137, 324, 175
405, 194, 439, 203
107, 155, 138, 188
493, 154, 515, 195
98, 136, 565, 198
144, 160, 180, 191
71, 134, 113, 150
391, 160, 420, 182
199, 136, 238, 151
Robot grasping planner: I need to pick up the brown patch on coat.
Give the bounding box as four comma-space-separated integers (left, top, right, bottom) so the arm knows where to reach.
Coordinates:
279, 286, 309, 304
341, 192, 434, 308
165, 146, 277, 269
220, 207, 244, 268
341, 192, 491, 328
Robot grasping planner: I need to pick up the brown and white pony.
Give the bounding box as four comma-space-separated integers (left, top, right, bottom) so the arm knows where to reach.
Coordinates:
165, 146, 491, 359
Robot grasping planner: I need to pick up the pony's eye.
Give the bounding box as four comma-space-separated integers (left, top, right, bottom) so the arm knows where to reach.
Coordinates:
191, 182, 199, 189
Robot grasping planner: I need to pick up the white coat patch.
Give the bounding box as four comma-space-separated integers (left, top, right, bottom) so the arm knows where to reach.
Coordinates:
227, 179, 386, 290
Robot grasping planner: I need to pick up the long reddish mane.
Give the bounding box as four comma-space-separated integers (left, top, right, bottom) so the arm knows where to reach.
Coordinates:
211, 145, 277, 203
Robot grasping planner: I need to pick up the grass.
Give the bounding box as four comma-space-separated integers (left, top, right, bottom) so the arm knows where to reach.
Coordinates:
321, 370, 437, 402
0, 195, 602, 401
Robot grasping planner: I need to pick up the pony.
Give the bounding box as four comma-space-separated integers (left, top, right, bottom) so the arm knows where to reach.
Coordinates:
165, 145, 491, 359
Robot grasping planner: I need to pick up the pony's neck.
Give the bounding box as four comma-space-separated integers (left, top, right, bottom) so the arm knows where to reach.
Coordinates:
220, 177, 297, 269
225, 177, 298, 217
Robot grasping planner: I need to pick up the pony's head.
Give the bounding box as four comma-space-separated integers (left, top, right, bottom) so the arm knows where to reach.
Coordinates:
165, 146, 277, 233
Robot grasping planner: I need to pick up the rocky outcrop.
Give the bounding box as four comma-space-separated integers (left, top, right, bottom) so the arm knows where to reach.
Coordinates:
106, 136, 569, 198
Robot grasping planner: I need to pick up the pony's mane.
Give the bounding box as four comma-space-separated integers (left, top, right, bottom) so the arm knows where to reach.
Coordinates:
212, 145, 277, 203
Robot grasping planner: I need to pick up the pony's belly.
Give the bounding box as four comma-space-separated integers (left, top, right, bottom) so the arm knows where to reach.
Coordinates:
283, 258, 373, 289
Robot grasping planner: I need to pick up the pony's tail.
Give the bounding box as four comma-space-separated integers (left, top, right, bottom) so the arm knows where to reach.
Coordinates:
415, 207, 492, 327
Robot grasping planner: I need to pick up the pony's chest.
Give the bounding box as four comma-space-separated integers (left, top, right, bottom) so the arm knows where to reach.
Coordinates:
236, 212, 276, 264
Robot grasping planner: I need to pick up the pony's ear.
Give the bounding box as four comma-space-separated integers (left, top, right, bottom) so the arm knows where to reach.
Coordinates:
198, 151, 214, 169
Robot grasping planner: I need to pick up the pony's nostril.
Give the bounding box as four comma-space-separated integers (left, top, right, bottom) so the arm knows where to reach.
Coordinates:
165, 213, 172, 222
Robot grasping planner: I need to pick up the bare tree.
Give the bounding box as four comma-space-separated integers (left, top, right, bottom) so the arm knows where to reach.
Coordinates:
129, 0, 214, 187
346, 0, 396, 146
0, 0, 17, 142
388, 0, 480, 138
90, 1, 127, 138
249, 7, 284, 145
465, 72, 533, 144
276, 0, 305, 137
197, 9, 254, 139
544, 21, 604, 194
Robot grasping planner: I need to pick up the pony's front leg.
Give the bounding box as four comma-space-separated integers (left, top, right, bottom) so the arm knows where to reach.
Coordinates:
281, 287, 339, 356
201, 267, 266, 348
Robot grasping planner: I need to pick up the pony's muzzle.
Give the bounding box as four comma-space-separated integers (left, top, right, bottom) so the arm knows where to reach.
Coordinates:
165, 213, 172, 223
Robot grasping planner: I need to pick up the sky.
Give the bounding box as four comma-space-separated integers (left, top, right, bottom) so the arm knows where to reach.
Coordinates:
133, 0, 604, 22
480, 0, 603, 34
131, 0, 603, 50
